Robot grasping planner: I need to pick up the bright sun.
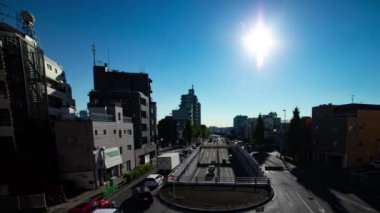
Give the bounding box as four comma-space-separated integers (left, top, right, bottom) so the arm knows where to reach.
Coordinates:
242, 20, 276, 67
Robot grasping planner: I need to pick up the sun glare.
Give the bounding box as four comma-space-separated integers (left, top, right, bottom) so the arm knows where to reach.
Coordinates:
242, 21, 276, 67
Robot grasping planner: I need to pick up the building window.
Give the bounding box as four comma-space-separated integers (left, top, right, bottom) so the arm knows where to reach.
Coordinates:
141, 111, 147, 118
141, 124, 147, 131
0, 109, 11, 126
124, 130, 126, 134
119, 146, 122, 154
95, 130, 98, 135
127, 130, 132, 135
0, 81, 7, 98
47, 64, 52, 70
54, 68, 57, 73
142, 137, 148, 144
119, 130, 122, 138
118, 112, 121, 121
126, 160, 131, 172
140, 98, 147, 106
103, 130, 107, 135
127, 145, 132, 150
114, 129, 116, 134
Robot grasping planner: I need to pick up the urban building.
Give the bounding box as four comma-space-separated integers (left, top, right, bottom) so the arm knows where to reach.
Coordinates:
0, 18, 77, 196
172, 86, 201, 141
233, 115, 249, 141
88, 64, 156, 166
55, 105, 135, 189
311, 103, 380, 168
44, 56, 75, 117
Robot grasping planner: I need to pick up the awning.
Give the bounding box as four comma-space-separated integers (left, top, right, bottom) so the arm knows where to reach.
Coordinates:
104, 147, 123, 169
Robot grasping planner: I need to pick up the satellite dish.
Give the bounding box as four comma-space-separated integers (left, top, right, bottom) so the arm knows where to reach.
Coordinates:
20, 11, 35, 26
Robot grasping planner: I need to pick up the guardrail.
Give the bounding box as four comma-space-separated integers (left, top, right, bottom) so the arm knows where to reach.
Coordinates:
0, 194, 47, 211
168, 175, 270, 186
167, 146, 200, 180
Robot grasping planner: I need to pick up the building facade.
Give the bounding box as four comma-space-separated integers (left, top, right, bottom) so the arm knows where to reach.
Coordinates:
233, 115, 249, 141
44, 56, 75, 117
55, 105, 135, 189
311, 104, 380, 168
172, 86, 201, 141
88, 64, 156, 166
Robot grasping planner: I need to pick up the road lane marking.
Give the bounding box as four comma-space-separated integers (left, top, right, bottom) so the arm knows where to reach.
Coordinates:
284, 192, 294, 207
313, 199, 325, 213
296, 192, 314, 213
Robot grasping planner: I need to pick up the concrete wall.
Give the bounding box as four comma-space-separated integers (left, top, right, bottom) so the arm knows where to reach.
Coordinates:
61, 171, 95, 190
92, 121, 135, 174
55, 121, 94, 173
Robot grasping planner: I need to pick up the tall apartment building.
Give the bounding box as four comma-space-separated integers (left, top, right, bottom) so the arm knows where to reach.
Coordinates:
44, 56, 75, 117
311, 103, 380, 168
89, 64, 156, 166
172, 86, 201, 141
233, 115, 248, 140
55, 105, 134, 189
0, 21, 76, 195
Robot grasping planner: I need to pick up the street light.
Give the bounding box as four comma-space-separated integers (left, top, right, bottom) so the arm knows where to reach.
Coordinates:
282, 109, 286, 157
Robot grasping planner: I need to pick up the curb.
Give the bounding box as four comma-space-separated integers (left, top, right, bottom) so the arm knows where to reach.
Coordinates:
158, 185, 275, 212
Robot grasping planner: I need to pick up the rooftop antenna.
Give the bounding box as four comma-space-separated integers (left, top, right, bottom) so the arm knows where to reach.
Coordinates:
92, 44, 96, 66
107, 48, 110, 70
351, 94, 354, 104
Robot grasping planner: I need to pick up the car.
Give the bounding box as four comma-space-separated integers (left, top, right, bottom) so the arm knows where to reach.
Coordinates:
92, 209, 122, 213
371, 160, 380, 168
69, 200, 111, 213
132, 186, 153, 203
206, 165, 215, 177
144, 174, 164, 189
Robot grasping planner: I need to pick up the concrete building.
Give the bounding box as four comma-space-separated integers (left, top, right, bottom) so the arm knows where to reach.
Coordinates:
172, 86, 201, 141
55, 105, 135, 189
233, 115, 249, 141
311, 103, 380, 168
44, 56, 75, 117
88, 64, 156, 166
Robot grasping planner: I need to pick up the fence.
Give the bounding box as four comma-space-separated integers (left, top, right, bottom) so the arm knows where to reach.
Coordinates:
0, 194, 47, 211
169, 175, 270, 186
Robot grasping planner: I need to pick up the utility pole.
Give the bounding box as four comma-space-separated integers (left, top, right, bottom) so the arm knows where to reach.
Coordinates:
351, 95, 354, 104
92, 44, 96, 66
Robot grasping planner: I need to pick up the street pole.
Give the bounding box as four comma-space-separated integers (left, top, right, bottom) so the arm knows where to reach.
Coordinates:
282, 110, 286, 157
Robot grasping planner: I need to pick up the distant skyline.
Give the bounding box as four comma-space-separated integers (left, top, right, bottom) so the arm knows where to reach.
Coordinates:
2, 0, 380, 127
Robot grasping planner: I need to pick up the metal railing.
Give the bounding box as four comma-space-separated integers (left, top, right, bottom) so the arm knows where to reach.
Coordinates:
170, 175, 270, 186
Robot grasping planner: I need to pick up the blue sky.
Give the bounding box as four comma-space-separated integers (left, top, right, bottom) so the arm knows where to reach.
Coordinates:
3, 0, 380, 127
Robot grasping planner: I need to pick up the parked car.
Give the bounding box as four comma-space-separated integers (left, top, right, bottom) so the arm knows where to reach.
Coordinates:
144, 174, 164, 189
69, 200, 111, 213
371, 160, 380, 168
132, 186, 153, 204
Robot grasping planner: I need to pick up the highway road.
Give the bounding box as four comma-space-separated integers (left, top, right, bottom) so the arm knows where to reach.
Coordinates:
251, 151, 379, 213
109, 148, 379, 212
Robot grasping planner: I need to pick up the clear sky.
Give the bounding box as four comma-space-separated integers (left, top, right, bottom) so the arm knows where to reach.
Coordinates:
2, 0, 380, 127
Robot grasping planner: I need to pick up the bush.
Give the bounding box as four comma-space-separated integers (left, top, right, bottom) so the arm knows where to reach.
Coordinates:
125, 163, 155, 182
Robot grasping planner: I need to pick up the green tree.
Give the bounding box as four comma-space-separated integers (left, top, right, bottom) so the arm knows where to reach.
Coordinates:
157, 116, 177, 147
200, 125, 209, 138
285, 107, 301, 159
253, 114, 265, 146
184, 120, 193, 146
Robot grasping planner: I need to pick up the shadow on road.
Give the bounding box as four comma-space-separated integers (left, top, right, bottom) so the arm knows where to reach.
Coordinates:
119, 197, 152, 213
289, 164, 380, 212
251, 152, 270, 165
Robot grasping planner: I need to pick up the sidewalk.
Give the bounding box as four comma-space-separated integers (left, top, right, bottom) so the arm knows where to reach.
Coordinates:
48, 169, 156, 213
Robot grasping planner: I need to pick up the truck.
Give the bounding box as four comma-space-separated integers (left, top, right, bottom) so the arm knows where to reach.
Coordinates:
157, 152, 180, 174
